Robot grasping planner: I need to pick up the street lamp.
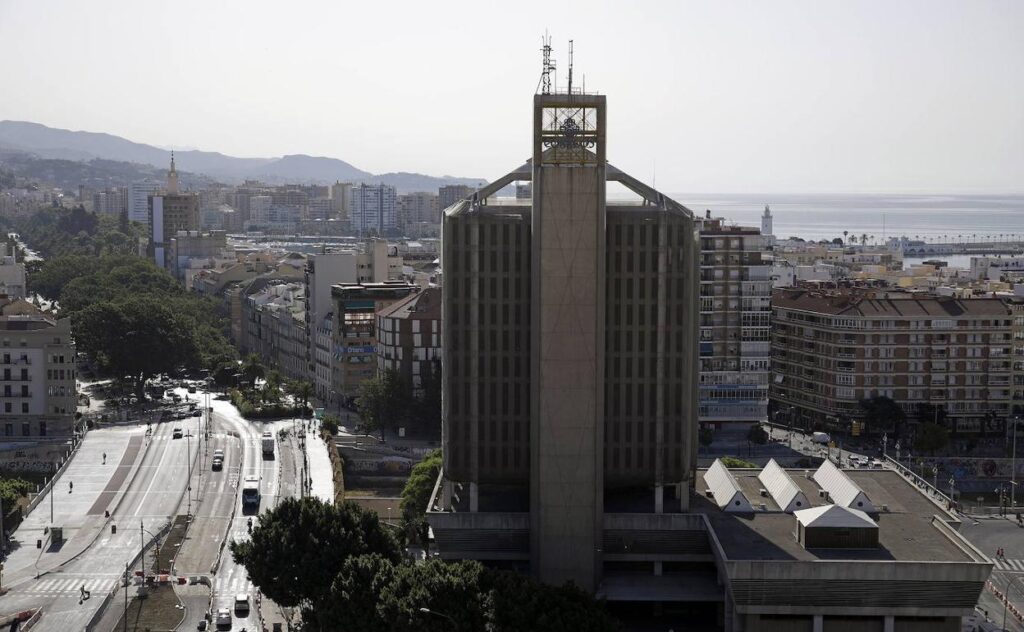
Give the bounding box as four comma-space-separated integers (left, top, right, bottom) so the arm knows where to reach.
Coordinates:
419, 607, 455, 625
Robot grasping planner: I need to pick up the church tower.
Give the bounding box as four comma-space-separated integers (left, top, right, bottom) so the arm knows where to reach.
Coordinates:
167, 151, 180, 194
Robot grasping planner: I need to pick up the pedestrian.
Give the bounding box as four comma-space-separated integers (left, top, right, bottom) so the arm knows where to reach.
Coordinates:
102, 452, 106, 465
69, 480, 73, 493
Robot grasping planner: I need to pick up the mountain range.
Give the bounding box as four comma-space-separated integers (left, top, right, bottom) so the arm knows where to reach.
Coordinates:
0, 121, 486, 193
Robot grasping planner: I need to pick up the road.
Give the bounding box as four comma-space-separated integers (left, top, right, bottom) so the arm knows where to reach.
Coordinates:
0, 416, 200, 632
0, 385, 335, 632
958, 516, 1024, 632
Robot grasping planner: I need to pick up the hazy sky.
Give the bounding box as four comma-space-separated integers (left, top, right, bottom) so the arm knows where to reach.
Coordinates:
1, 0, 1021, 193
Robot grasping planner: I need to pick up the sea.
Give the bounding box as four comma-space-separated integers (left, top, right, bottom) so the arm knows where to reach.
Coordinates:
665, 193, 1024, 268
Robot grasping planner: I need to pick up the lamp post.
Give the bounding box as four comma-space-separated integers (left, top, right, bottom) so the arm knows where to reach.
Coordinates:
419, 607, 456, 626
1012, 415, 1019, 509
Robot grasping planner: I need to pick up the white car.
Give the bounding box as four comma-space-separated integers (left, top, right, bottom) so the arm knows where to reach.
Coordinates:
215, 608, 231, 629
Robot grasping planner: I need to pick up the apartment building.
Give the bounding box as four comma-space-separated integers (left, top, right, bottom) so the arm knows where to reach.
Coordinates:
771, 288, 1013, 434
242, 280, 307, 382
92, 187, 128, 216
0, 243, 27, 299
376, 287, 441, 395
397, 191, 440, 228
0, 299, 77, 441
304, 241, 402, 402
438, 184, 474, 212
351, 184, 397, 236
697, 216, 772, 425
128, 181, 162, 226
329, 282, 415, 407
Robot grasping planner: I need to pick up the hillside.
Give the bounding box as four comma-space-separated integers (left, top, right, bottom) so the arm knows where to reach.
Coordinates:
0, 121, 487, 192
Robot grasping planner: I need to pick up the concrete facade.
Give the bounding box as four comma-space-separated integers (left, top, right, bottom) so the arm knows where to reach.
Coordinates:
435, 90, 700, 593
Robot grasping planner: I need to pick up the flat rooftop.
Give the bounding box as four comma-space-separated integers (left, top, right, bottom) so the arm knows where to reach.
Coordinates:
695, 468, 971, 563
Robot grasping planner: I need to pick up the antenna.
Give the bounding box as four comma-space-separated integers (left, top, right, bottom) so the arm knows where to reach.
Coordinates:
567, 39, 574, 94
539, 33, 555, 95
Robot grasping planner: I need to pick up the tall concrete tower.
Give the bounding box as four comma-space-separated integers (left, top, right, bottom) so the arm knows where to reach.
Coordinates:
530, 92, 607, 588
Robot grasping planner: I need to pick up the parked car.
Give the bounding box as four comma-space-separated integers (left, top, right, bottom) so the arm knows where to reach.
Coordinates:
215, 608, 231, 629
172, 428, 183, 439
234, 593, 250, 614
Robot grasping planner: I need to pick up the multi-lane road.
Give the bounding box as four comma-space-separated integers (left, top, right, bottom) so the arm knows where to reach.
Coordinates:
0, 387, 333, 632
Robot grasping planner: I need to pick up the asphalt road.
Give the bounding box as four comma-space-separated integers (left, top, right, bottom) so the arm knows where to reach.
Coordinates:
0, 418, 200, 632
959, 516, 1024, 632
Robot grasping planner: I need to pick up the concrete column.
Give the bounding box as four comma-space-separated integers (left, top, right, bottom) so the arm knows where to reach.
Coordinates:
441, 481, 452, 509
883, 615, 894, 632
812, 614, 823, 632
655, 485, 664, 514
469, 482, 479, 512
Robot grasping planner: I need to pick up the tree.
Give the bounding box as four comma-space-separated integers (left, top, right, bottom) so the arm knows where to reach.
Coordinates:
400, 449, 442, 551
915, 422, 949, 455
241, 353, 265, 386
313, 554, 398, 632
262, 369, 283, 403
73, 296, 199, 400
286, 379, 315, 413
859, 395, 906, 438
485, 569, 621, 632
376, 559, 489, 632
230, 497, 400, 610
747, 423, 768, 445
357, 369, 411, 439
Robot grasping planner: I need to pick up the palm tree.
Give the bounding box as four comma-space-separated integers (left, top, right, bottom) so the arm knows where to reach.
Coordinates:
843, 230, 849, 244
241, 354, 265, 387
263, 369, 283, 404
286, 379, 315, 413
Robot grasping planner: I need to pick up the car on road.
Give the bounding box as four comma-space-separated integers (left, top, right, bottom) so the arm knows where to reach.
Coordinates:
215, 608, 231, 629
234, 593, 250, 614
172, 428, 183, 439
870, 458, 883, 468
188, 385, 197, 394
192, 409, 202, 417
212, 456, 223, 470
196, 620, 208, 631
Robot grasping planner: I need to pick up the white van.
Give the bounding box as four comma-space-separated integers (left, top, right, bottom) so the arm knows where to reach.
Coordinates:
812, 432, 830, 444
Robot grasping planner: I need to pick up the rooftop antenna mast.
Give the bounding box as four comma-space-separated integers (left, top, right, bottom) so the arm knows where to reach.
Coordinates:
567, 39, 574, 94
539, 34, 555, 95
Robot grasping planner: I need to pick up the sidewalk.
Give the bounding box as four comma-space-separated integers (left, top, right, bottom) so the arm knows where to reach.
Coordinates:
306, 426, 335, 504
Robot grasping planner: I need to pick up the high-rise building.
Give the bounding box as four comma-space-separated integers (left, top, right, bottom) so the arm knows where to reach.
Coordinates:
128, 181, 162, 226
438, 184, 474, 212
92, 187, 128, 216
431, 89, 700, 592
397, 191, 440, 228
351, 184, 397, 235
696, 217, 772, 425
149, 156, 200, 269
331, 181, 353, 219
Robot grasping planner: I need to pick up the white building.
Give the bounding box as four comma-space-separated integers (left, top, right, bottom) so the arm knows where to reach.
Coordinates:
128, 181, 162, 226
351, 184, 397, 235
0, 244, 27, 298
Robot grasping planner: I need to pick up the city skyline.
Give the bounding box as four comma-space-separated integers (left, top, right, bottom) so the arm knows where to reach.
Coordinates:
0, 0, 1021, 194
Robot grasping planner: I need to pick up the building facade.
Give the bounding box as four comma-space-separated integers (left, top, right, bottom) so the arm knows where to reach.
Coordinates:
376, 287, 441, 394
397, 191, 440, 228
431, 90, 700, 593
329, 282, 415, 407
0, 244, 27, 299
771, 288, 1013, 434
128, 181, 162, 226
0, 299, 77, 441
438, 184, 475, 212
697, 217, 772, 425
351, 184, 397, 236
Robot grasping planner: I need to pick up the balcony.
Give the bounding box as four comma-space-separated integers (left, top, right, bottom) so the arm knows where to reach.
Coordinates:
0, 358, 31, 365
0, 391, 32, 398
0, 375, 32, 382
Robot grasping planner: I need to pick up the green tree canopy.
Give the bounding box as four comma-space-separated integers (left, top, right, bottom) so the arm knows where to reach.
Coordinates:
229, 497, 400, 609
859, 395, 907, 438
74, 296, 199, 399
915, 422, 950, 455
400, 449, 441, 550
356, 368, 412, 438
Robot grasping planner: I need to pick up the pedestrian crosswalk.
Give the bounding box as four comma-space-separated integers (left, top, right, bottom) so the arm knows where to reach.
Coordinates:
994, 558, 1024, 572
18, 576, 119, 596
